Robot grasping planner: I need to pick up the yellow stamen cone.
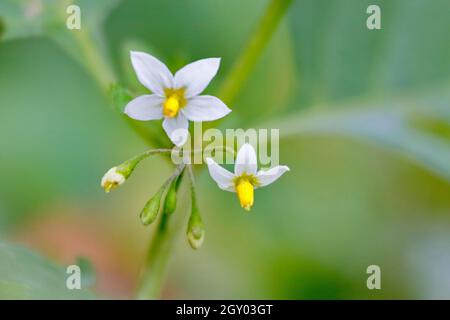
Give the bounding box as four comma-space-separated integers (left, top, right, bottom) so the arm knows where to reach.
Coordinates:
163, 96, 180, 118
236, 179, 254, 211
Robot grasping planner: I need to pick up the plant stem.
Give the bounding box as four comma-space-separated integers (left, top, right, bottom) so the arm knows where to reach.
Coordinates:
136, 166, 185, 299
218, 0, 294, 106
136, 210, 173, 299
72, 28, 116, 93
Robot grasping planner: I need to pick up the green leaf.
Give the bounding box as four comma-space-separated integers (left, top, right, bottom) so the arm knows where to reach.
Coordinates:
267, 87, 450, 182
0, 0, 121, 69
0, 0, 121, 40
0, 0, 50, 41
0, 241, 96, 299
268, 0, 450, 183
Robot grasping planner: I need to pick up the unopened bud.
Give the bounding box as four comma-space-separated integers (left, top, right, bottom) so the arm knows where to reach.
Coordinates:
101, 167, 126, 193
187, 202, 205, 249
140, 186, 165, 225
164, 170, 184, 215
101, 155, 145, 193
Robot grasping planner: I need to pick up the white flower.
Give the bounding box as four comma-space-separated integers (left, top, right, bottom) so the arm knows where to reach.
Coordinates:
206, 143, 290, 211
101, 167, 126, 193
124, 51, 231, 146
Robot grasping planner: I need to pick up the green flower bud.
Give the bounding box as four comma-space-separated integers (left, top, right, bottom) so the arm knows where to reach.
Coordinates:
163, 170, 184, 215
187, 200, 205, 249
164, 181, 177, 215
140, 186, 165, 226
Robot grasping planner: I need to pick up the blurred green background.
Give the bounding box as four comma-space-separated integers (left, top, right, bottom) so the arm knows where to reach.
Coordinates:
1, 0, 450, 299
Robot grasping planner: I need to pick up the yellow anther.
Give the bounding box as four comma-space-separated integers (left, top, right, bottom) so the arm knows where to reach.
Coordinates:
235, 178, 254, 211
103, 181, 118, 193
163, 96, 180, 118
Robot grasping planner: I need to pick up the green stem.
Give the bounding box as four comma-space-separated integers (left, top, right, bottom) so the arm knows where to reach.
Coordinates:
72, 28, 116, 93
218, 0, 294, 106
136, 166, 185, 299
136, 210, 173, 299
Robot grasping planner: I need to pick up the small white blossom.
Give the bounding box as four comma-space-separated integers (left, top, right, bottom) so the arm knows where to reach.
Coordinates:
101, 167, 126, 193
124, 51, 231, 146
206, 144, 290, 211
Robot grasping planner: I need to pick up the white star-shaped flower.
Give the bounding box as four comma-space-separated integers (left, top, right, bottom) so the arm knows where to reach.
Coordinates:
206, 143, 290, 211
124, 51, 231, 146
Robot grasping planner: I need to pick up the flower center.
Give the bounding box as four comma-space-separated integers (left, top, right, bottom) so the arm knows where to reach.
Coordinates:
235, 177, 254, 211
163, 88, 186, 118
163, 96, 180, 117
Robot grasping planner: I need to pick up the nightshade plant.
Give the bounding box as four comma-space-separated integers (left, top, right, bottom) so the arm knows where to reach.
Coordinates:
100, 50, 291, 296
1, 0, 450, 300
96, 0, 295, 300
102, 52, 290, 209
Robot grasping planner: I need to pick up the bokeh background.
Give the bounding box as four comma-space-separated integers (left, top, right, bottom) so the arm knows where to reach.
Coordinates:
1, 0, 450, 299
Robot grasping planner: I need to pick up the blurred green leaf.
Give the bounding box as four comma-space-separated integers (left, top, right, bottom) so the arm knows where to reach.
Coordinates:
0, 0, 121, 66
0, 241, 96, 299
288, 0, 450, 105
266, 0, 450, 183
0, 0, 51, 41
268, 88, 450, 182
0, 0, 120, 40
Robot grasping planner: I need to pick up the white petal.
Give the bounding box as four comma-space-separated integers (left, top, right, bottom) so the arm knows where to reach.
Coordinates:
219, 184, 236, 192
130, 51, 173, 96
182, 95, 231, 122
235, 143, 257, 176
162, 113, 189, 146
205, 158, 235, 191
256, 166, 290, 188
174, 58, 220, 98
124, 95, 163, 120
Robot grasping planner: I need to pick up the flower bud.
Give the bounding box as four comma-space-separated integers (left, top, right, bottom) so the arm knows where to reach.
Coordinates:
101, 155, 144, 193
163, 181, 177, 215
163, 170, 184, 215
101, 167, 126, 193
140, 186, 165, 225
187, 201, 205, 249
